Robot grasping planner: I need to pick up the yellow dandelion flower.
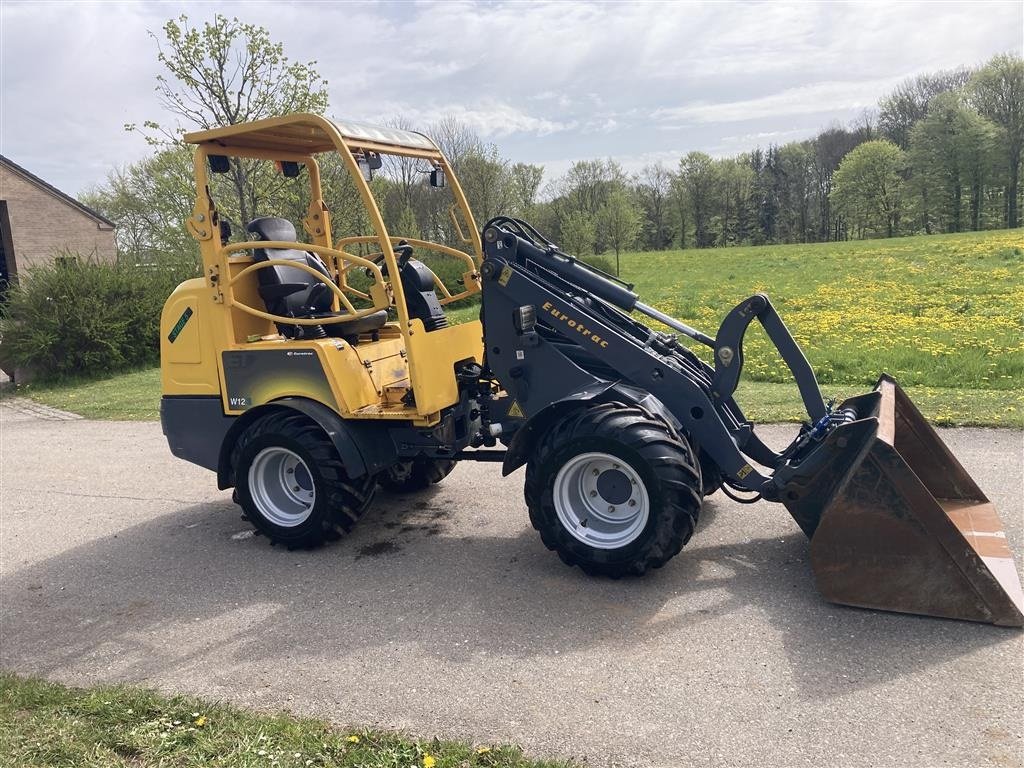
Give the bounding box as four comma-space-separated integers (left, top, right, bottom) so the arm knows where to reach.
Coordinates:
346, 735, 360, 743
476, 746, 492, 754
424, 755, 437, 768
194, 715, 207, 727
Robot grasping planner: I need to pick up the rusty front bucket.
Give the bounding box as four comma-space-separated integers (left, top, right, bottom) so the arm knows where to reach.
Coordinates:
804, 375, 1024, 626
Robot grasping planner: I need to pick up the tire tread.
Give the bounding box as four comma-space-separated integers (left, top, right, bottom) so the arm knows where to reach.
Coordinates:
524, 402, 702, 577
230, 411, 376, 548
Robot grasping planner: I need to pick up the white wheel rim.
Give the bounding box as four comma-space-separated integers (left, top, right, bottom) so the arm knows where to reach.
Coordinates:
248, 446, 316, 527
552, 451, 650, 549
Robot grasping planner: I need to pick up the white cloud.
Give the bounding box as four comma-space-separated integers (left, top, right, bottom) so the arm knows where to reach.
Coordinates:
653, 79, 901, 126
1, 0, 1020, 195
360, 101, 575, 139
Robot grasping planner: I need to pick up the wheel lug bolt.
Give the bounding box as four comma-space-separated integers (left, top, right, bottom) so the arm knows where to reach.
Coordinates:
592, 469, 600, 476
629, 500, 636, 507
608, 505, 615, 513
293, 485, 300, 492
287, 468, 294, 474
589, 490, 597, 497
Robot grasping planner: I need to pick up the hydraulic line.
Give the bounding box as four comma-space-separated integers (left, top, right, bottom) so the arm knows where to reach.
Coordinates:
720, 482, 762, 504
634, 301, 716, 348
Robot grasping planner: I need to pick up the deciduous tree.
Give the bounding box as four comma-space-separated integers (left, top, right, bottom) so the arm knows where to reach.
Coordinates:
908, 93, 998, 232
879, 69, 972, 149
971, 54, 1024, 227
597, 188, 641, 273
132, 14, 329, 226
830, 140, 906, 238
679, 152, 718, 248
635, 164, 673, 250
559, 210, 597, 257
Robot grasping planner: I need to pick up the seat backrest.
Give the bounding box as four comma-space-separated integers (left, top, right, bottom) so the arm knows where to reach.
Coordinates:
399, 258, 448, 332
246, 217, 332, 316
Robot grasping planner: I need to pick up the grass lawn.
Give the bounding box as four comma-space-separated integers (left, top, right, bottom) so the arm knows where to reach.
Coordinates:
14, 367, 164, 421
14, 229, 1023, 427
13, 364, 1022, 427
0, 673, 569, 768
620, 228, 1023, 392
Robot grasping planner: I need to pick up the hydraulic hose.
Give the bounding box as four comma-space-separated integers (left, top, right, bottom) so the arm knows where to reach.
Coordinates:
498, 231, 640, 310
485, 222, 716, 348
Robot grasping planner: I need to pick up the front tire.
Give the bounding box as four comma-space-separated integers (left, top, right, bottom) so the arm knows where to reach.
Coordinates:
231, 411, 377, 547
525, 402, 702, 577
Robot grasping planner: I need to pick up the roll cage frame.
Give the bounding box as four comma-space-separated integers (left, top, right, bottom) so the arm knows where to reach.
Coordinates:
183, 113, 483, 332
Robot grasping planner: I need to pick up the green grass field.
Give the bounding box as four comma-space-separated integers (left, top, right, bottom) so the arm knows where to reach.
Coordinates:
14, 365, 1020, 426
451, 228, 1024, 389
17, 229, 1024, 426
0, 674, 568, 768
620, 229, 1023, 392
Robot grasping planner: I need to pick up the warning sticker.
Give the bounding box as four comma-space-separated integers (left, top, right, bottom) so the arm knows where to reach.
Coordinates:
507, 399, 525, 418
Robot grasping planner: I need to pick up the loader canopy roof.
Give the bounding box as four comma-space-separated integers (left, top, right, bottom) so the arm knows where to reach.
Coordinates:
183, 113, 440, 157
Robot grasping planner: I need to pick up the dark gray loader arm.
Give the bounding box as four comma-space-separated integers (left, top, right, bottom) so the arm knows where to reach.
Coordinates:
712, 293, 827, 423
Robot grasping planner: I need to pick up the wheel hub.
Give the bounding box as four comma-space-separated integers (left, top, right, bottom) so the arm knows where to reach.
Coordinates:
248, 446, 316, 527
596, 468, 632, 505
552, 452, 649, 549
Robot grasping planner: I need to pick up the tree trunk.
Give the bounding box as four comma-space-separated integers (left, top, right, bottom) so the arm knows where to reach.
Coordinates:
953, 182, 962, 233
1008, 149, 1020, 229
971, 180, 982, 231
230, 160, 250, 226
821, 193, 832, 242
921, 187, 931, 235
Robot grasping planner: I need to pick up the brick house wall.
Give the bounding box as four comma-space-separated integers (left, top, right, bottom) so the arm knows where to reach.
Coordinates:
0, 156, 116, 278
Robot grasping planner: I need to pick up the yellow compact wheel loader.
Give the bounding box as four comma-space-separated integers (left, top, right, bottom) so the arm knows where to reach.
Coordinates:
161, 113, 1023, 626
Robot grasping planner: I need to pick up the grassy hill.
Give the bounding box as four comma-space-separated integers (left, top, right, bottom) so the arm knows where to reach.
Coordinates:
459, 228, 1023, 390
618, 229, 1023, 393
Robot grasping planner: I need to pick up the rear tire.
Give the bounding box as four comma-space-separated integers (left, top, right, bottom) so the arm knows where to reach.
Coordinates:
231, 411, 377, 547
379, 457, 456, 493
525, 402, 702, 577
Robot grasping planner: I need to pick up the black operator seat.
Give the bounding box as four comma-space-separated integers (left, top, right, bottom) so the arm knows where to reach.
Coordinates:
246, 217, 387, 342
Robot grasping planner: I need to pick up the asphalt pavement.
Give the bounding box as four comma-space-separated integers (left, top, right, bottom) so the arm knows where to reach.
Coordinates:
1, 396, 1022, 767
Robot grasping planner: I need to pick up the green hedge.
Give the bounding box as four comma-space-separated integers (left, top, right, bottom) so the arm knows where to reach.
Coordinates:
0, 252, 199, 379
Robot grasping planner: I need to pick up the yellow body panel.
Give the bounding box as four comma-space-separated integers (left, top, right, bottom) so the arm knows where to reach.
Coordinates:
160, 279, 221, 396
405, 320, 484, 419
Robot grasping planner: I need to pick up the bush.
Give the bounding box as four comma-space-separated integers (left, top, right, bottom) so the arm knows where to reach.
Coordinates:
0, 251, 199, 379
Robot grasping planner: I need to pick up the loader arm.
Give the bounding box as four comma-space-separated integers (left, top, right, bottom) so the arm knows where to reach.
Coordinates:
479, 221, 824, 496
478, 218, 1023, 626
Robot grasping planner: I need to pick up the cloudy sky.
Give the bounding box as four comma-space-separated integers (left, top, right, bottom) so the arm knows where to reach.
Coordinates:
2, 1, 1021, 196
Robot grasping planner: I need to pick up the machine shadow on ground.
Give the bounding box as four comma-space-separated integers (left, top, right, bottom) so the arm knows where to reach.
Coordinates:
3, 479, 1015, 707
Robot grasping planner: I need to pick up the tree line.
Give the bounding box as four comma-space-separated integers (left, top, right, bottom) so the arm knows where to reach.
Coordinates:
82, 15, 1023, 273
528, 55, 1022, 259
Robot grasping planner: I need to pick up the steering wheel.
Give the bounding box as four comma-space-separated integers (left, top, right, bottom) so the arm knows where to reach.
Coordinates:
364, 241, 415, 277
